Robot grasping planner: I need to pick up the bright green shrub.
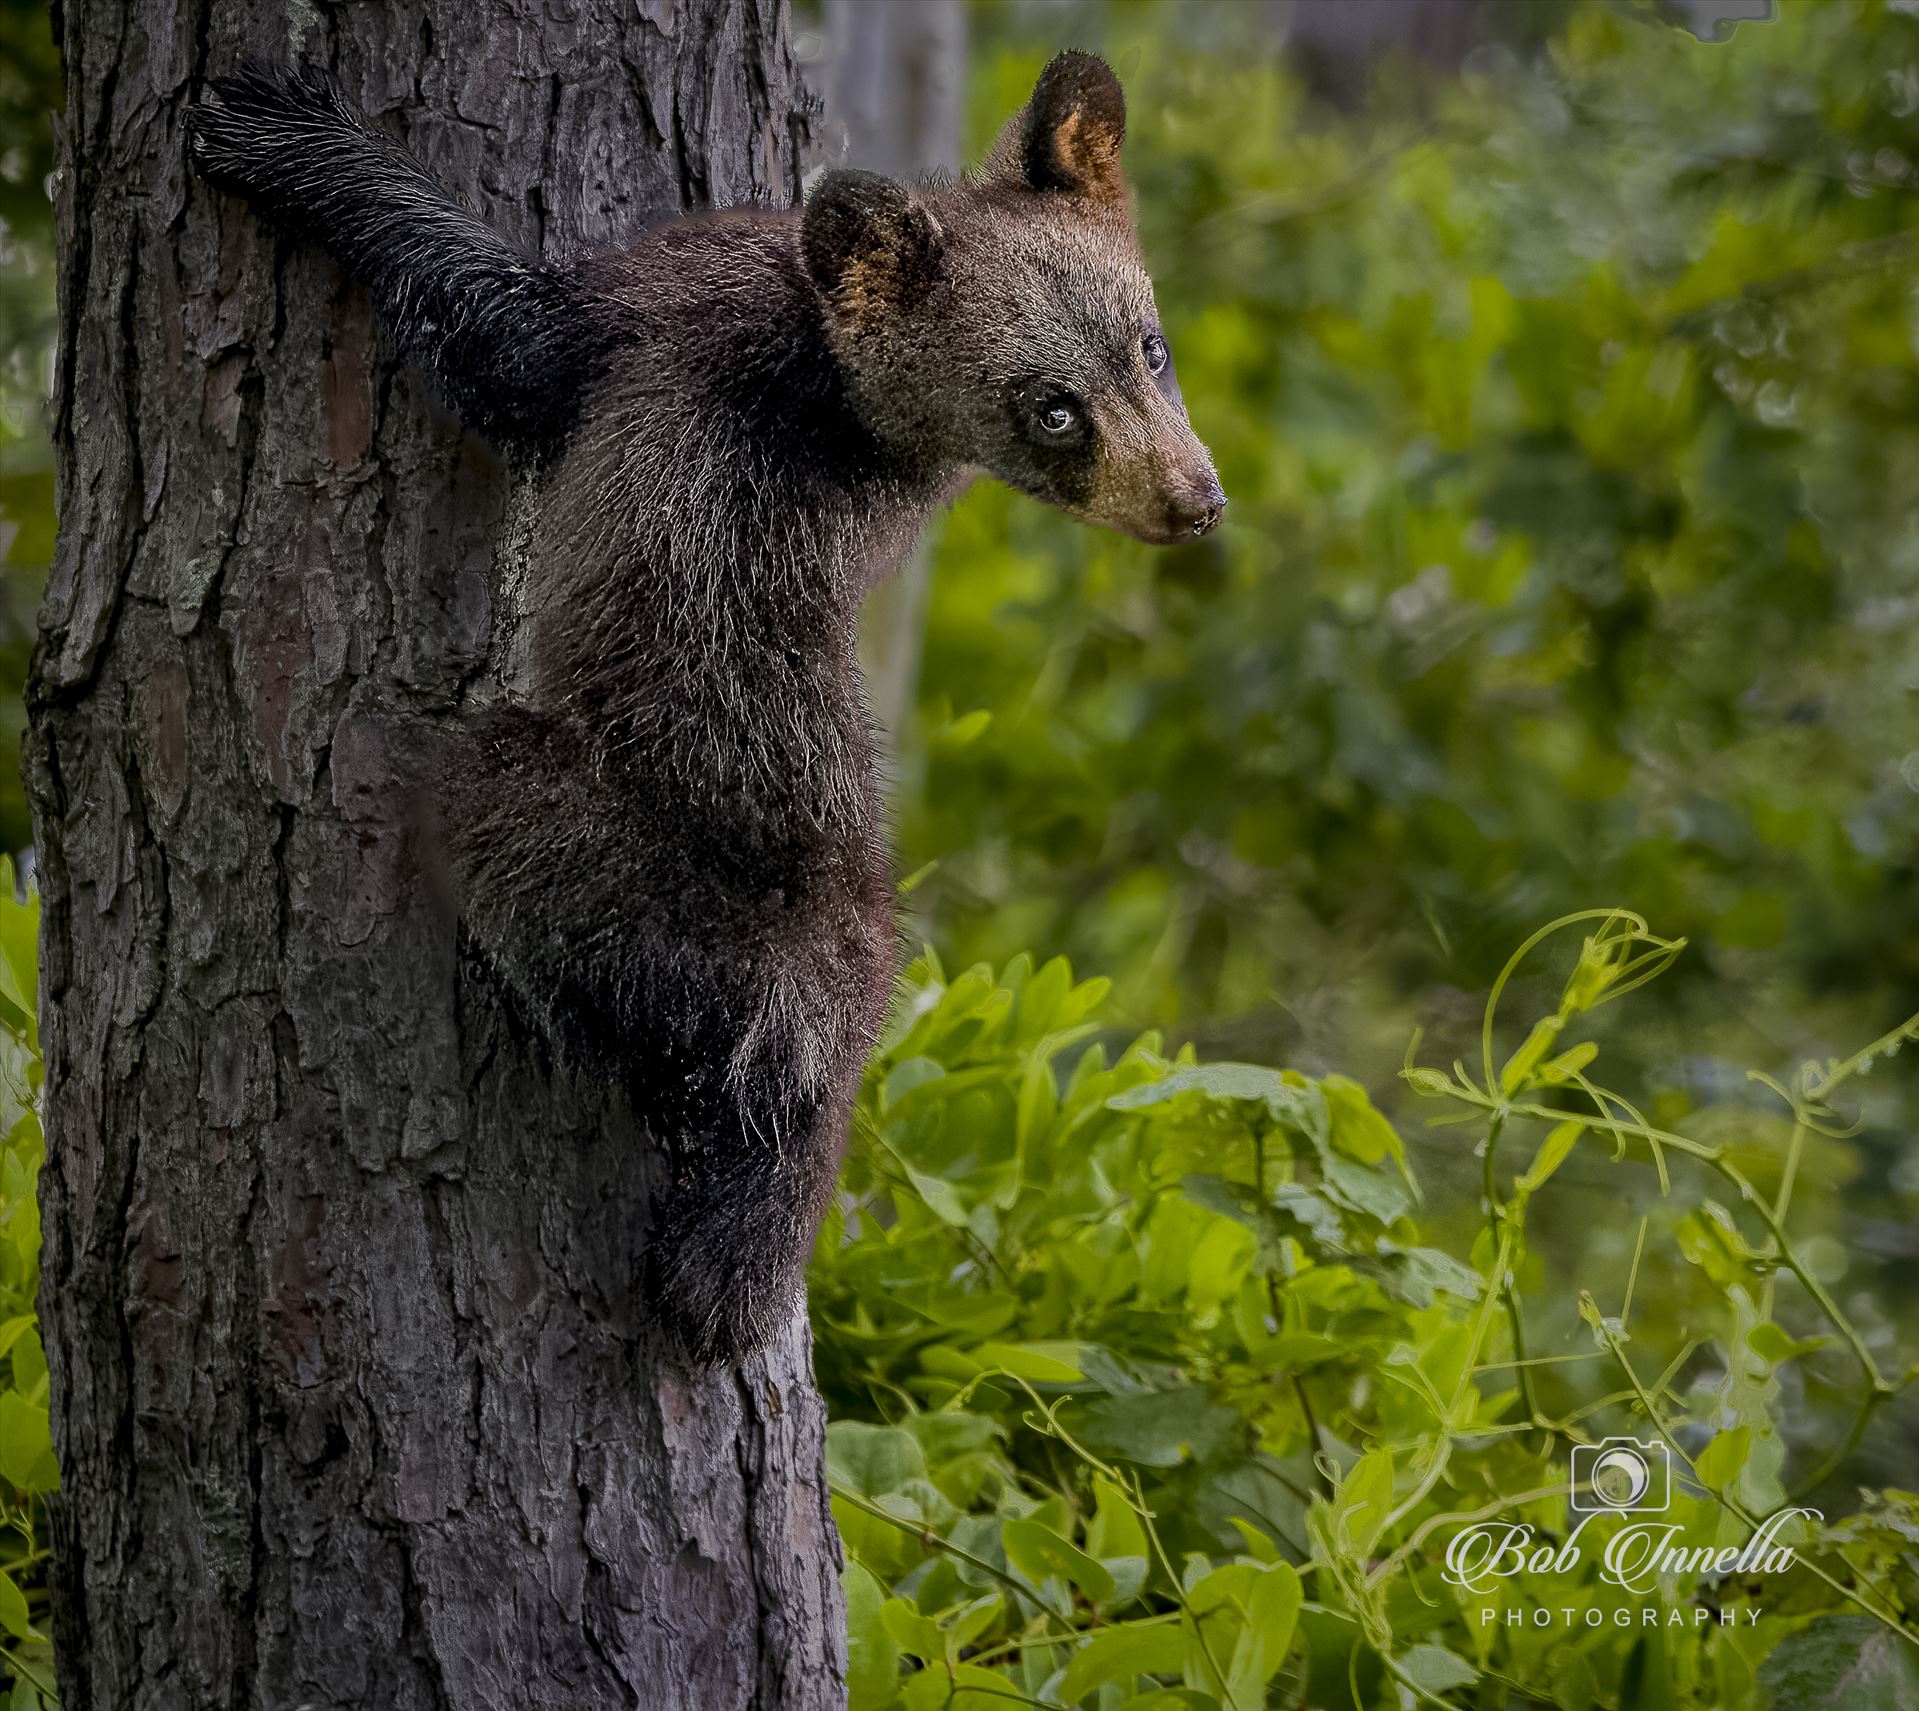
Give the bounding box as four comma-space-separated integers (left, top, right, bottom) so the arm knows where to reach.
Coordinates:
0, 864, 52, 1706
813, 916, 1919, 1708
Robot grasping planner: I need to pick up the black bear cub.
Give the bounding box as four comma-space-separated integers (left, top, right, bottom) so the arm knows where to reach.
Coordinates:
191, 51, 1223, 1365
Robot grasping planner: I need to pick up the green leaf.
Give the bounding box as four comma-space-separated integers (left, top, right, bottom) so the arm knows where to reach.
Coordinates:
1517, 1120, 1584, 1194
1182, 1561, 1302, 1705
879, 1597, 947, 1665
883, 1057, 947, 1109
0, 1318, 36, 1366
1014, 955, 1073, 1041
0, 1571, 28, 1643
9, 1328, 45, 1401
1016, 1053, 1058, 1154
900, 1161, 971, 1228
1747, 1322, 1828, 1366
901, 1412, 1010, 1510
1695, 1426, 1751, 1494
1353, 1242, 1482, 1308
1182, 1176, 1346, 1265
1060, 1621, 1187, 1700
1395, 1645, 1478, 1696
828, 1423, 928, 1498
1110, 1062, 1295, 1113
1298, 1602, 1374, 1711
900, 1663, 1029, 1711
1757, 1615, 1919, 1709
0, 1390, 55, 1494
920, 1339, 1087, 1387
1675, 1202, 1768, 1291
833, 1484, 955, 1586
1076, 1389, 1240, 1470
973, 1341, 1085, 1384
1619, 1629, 1679, 1711
1319, 1151, 1415, 1226
1087, 1475, 1149, 1561
944, 1595, 1002, 1653
1329, 1450, 1395, 1559
1535, 1042, 1598, 1086
1500, 1016, 1565, 1094
1227, 1519, 1282, 1565
1231, 1562, 1303, 1697
1321, 1076, 1407, 1174
1103, 1555, 1150, 1612
0, 863, 33, 1030
1003, 1517, 1116, 1603
940, 709, 992, 748
843, 1562, 901, 1711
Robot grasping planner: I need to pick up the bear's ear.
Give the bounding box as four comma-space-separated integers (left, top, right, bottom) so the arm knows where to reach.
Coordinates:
989, 51, 1127, 205
803, 170, 943, 326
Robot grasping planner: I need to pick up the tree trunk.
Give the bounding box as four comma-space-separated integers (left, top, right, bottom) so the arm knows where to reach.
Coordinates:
28, 4, 845, 1707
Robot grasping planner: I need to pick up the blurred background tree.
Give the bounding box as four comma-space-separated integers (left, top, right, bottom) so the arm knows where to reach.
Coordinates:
0, 0, 57, 853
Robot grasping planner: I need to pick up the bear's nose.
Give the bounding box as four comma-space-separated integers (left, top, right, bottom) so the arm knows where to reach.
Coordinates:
1171, 475, 1227, 539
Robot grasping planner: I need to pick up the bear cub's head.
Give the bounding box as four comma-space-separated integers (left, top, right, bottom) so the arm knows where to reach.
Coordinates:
802, 51, 1225, 546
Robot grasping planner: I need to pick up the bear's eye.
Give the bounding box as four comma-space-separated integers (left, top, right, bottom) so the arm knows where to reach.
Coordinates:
1143, 332, 1169, 376
1013, 384, 1089, 447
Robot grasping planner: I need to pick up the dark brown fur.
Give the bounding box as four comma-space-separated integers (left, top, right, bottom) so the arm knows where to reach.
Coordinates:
190, 52, 1222, 1363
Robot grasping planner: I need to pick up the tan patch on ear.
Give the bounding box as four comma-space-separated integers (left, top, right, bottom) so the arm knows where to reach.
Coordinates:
1004, 53, 1128, 202
832, 208, 942, 327
1051, 107, 1125, 204
835, 255, 889, 325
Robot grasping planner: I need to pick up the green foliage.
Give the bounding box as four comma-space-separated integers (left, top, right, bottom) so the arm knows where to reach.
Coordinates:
812, 923, 1919, 1707
901, 0, 1919, 1087
0, 864, 51, 1705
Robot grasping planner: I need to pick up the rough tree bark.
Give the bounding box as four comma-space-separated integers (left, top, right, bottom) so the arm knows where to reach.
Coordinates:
28, 3, 846, 1707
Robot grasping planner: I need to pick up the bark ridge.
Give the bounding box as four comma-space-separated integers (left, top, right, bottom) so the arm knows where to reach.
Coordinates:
30, 3, 844, 1705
